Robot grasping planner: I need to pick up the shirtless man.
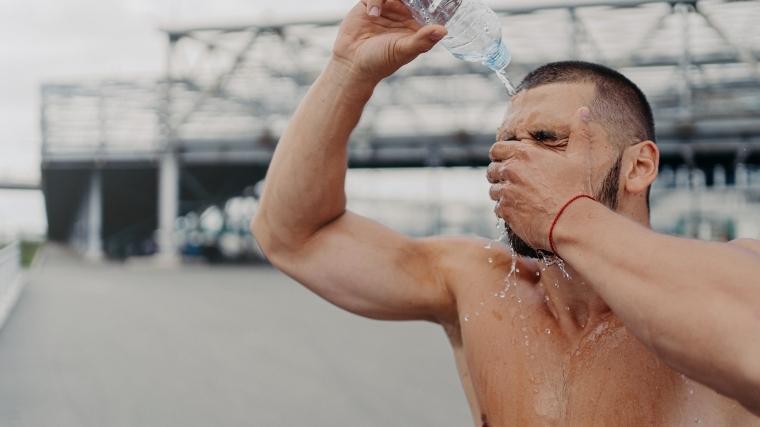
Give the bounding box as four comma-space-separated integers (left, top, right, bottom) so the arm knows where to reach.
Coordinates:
251, 1, 760, 425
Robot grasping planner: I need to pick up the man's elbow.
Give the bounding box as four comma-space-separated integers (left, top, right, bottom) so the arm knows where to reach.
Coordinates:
250, 212, 306, 262
250, 213, 280, 259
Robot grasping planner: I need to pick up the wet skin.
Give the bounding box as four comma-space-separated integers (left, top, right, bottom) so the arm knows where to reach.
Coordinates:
440, 241, 759, 426
252, 2, 760, 425
438, 82, 759, 426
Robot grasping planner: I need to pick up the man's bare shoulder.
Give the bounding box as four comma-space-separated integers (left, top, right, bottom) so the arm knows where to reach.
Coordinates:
729, 238, 760, 257
418, 235, 525, 291
419, 235, 511, 266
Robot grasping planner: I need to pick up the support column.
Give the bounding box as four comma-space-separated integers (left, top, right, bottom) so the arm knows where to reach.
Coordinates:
676, 2, 693, 120
85, 169, 103, 261
568, 7, 579, 59
157, 34, 180, 263
158, 150, 179, 261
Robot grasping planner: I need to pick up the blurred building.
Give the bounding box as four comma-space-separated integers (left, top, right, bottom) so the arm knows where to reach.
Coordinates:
39, 0, 760, 259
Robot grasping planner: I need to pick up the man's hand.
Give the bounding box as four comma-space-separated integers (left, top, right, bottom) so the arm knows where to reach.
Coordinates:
487, 107, 597, 251
332, 0, 447, 84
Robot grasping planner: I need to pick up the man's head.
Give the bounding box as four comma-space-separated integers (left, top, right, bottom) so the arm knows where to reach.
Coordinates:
496, 61, 659, 258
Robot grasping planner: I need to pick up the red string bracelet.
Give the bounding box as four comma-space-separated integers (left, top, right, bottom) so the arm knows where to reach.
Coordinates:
548, 194, 596, 256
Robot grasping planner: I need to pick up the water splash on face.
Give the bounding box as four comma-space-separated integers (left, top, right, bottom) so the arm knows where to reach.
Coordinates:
496, 219, 519, 286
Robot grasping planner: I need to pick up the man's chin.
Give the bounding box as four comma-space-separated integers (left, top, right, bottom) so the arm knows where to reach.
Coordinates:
505, 226, 543, 259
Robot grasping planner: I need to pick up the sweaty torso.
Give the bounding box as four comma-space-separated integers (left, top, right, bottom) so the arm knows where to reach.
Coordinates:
441, 240, 759, 427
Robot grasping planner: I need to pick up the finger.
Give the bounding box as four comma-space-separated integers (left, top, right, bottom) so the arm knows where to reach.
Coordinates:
489, 183, 503, 202
568, 106, 593, 150
486, 161, 509, 184
486, 162, 500, 184
395, 24, 447, 59
365, 0, 387, 16
489, 140, 525, 162
567, 106, 598, 195
382, 0, 414, 18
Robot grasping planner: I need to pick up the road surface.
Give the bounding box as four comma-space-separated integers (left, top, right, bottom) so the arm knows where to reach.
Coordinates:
0, 246, 470, 427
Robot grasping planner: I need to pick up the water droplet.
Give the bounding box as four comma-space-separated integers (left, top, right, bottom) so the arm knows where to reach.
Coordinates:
689, 388, 694, 395
515, 268, 520, 273
564, 306, 570, 311
484, 241, 493, 249
464, 315, 470, 322
545, 328, 552, 335
517, 297, 522, 303
554, 281, 559, 289
535, 271, 540, 277
544, 295, 550, 302
488, 257, 494, 264
498, 291, 506, 298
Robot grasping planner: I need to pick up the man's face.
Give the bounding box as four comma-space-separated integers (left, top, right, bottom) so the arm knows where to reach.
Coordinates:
495, 82, 622, 258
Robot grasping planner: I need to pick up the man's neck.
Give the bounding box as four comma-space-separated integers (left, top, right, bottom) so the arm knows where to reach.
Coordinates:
531, 206, 651, 339
537, 262, 612, 338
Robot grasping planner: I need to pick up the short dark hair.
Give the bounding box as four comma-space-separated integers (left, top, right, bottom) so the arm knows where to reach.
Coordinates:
516, 61, 656, 146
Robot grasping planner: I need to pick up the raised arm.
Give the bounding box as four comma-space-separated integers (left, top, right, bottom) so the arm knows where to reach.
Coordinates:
552, 202, 760, 415
251, 1, 457, 322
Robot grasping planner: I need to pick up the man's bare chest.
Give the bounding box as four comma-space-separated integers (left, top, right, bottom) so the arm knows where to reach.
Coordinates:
458, 317, 745, 426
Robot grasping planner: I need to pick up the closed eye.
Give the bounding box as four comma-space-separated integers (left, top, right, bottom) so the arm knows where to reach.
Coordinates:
530, 130, 557, 142
529, 129, 569, 150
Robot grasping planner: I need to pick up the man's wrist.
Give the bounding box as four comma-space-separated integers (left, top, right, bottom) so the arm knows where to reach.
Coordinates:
551, 196, 604, 256
323, 57, 379, 101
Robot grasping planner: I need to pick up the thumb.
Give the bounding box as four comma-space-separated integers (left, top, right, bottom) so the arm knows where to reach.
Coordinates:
568, 106, 597, 197
396, 25, 447, 61
568, 106, 593, 151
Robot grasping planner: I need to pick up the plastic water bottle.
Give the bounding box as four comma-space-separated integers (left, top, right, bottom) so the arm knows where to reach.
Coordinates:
401, 0, 512, 75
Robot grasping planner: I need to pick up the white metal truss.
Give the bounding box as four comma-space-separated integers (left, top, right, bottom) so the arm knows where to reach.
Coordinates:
41, 0, 760, 166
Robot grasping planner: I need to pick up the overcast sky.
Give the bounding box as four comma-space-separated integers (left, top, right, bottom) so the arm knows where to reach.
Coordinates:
0, 0, 354, 181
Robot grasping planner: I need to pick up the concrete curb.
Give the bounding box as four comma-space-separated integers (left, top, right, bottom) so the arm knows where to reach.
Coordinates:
0, 242, 26, 333
0, 274, 24, 332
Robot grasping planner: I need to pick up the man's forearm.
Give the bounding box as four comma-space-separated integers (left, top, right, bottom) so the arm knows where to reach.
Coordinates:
554, 199, 760, 411
253, 59, 376, 250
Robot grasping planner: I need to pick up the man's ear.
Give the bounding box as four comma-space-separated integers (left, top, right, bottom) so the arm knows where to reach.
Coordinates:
623, 140, 659, 194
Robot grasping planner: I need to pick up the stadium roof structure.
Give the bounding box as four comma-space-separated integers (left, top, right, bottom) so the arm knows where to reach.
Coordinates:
42, 0, 760, 169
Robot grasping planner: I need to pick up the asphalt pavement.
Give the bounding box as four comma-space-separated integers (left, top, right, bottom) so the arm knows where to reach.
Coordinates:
0, 246, 470, 427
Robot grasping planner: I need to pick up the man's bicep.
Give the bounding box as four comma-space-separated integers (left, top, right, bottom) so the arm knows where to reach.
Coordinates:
269, 211, 457, 322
